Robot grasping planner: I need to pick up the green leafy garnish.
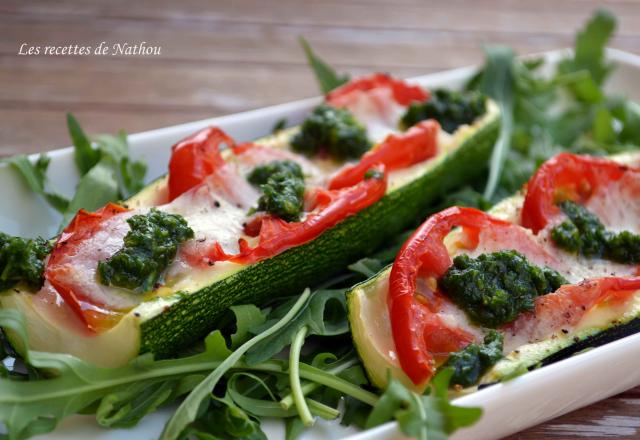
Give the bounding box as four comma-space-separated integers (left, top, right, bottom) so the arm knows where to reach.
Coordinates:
462, 9, 636, 205
291, 104, 371, 160
558, 9, 616, 87
4, 155, 70, 213
6, 114, 147, 230
244, 289, 349, 365
67, 113, 101, 174
229, 305, 266, 349
0, 294, 379, 440
299, 37, 350, 94
62, 124, 148, 227
0, 309, 230, 440
272, 118, 288, 134
479, 45, 516, 200
366, 369, 482, 440
160, 288, 312, 440
0, 233, 52, 291
98, 209, 194, 292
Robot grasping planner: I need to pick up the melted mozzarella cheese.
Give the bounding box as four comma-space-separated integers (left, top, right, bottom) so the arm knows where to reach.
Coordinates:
585, 173, 640, 233
339, 87, 407, 143
163, 182, 247, 279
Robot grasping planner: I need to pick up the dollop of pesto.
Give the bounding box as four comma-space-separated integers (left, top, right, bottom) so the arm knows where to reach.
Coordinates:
0, 233, 52, 292
400, 88, 487, 133
248, 160, 305, 222
290, 104, 371, 160
444, 330, 504, 388
552, 200, 640, 264
98, 209, 194, 292
440, 250, 567, 328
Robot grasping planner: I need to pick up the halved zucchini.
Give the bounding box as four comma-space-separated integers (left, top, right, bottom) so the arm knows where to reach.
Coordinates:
1, 105, 500, 367
347, 151, 640, 392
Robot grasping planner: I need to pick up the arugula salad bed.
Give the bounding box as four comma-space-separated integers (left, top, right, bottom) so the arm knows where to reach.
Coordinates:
1, 9, 639, 440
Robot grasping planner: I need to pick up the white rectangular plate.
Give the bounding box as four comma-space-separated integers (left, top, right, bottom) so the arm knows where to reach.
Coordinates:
2, 48, 640, 440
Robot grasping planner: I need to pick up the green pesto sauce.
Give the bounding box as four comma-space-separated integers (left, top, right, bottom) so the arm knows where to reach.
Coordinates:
552, 200, 640, 264
290, 104, 371, 160
400, 88, 487, 133
440, 250, 567, 328
443, 330, 504, 387
0, 233, 52, 292
98, 209, 194, 292
248, 160, 305, 222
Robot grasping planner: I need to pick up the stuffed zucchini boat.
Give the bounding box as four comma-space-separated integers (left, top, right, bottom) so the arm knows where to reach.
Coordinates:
349, 151, 640, 392
0, 74, 499, 367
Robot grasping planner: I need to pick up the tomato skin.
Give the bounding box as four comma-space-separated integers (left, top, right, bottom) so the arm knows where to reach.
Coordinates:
168, 127, 235, 201
328, 120, 439, 190
388, 207, 517, 385
234, 166, 388, 264
507, 277, 640, 341
45, 203, 129, 331
521, 153, 636, 233
326, 73, 429, 107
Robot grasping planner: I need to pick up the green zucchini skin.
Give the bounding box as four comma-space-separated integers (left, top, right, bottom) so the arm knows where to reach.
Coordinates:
140, 118, 500, 356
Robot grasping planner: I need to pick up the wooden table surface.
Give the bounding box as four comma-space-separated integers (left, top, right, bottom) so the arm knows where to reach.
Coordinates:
2, 1, 640, 438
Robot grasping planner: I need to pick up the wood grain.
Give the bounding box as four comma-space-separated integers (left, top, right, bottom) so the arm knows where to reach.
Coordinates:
1, 1, 640, 438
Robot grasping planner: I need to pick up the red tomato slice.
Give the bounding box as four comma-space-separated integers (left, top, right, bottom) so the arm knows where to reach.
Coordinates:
388, 207, 562, 386
45, 203, 130, 331
506, 277, 640, 344
328, 120, 439, 190
326, 73, 428, 107
234, 166, 388, 264
168, 127, 235, 201
521, 153, 638, 233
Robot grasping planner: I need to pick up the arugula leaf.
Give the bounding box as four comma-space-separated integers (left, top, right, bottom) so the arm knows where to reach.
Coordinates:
560, 9, 616, 86
96, 376, 198, 428
59, 118, 146, 228
5, 154, 70, 213
95, 131, 147, 198
288, 326, 314, 426
67, 113, 100, 175
299, 37, 350, 94
272, 118, 288, 134
61, 158, 120, 227
366, 369, 482, 440
63, 122, 147, 220
227, 372, 294, 418
279, 352, 361, 411
186, 393, 267, 440
7, 114, 146, 230
480, 45, 516, 200
435, 186, 492, 212
592, 107, 616, 144
244, 289, 349, 365
285, 417, 306, 440
160, 288, 312, 440
230, 305, 266, 349
466, 9, 634, 204
0, 308, 232, 440
348, 258, 385, 279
